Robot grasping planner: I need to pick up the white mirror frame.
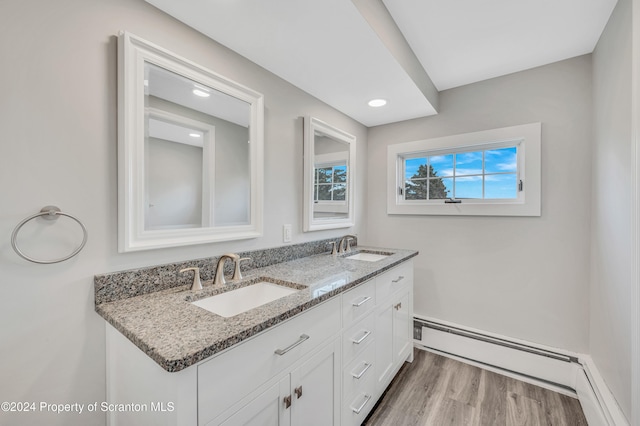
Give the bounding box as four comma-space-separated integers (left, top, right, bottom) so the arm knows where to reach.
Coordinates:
303, 116, 356, 231
118, 31, 264, 252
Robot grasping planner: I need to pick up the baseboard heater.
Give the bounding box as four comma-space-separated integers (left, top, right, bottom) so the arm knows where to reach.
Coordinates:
413, 317, 581, 394
414, 318, 578, 363
414, 318, 626, 426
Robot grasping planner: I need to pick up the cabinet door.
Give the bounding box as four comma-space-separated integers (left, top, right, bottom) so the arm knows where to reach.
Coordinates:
374, 302, 394, 393
291, 338, 340, 426
393, 290, 411, 364
218, 376, 290, 426
198, 298, 341, 424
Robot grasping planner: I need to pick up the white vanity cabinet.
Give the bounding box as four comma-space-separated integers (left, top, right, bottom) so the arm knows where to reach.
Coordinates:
198, 297, 341, 425
105, 258, 414, 426
106, 297, 341, 426
340, 279, 377, 426
374, 262, 414, 395
341, 260, 414, 426
217, 338, 341, 426
217, 379, 284, 426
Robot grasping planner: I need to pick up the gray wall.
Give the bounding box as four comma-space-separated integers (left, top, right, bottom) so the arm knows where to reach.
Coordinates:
0, 0, 367, 425
366, 55, 593, 353
149, 96, 253, 226
146, 137, 204, 228
591, 0, 633, 419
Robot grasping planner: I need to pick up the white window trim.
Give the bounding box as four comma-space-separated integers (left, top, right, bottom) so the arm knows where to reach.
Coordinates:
387, 122, 541, 217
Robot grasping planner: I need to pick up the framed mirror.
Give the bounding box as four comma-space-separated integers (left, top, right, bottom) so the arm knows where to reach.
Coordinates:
303, 116, 356, 231
118, 32, 264, 252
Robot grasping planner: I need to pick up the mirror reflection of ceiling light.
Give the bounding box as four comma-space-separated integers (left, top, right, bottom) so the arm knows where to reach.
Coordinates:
189, 133, 202, 138
193, 89, 211, 97
368, 99, 387, 107
192, 83, 211, 97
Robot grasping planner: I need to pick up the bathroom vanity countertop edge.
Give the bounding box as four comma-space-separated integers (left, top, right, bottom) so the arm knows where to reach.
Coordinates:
95, 247, 418, 372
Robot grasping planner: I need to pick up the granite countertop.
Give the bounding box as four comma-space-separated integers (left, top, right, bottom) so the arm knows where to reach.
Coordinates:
96, 246, 418, 372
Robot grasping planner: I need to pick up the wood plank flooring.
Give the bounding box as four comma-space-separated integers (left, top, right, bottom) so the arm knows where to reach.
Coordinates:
363, 349, 588, 426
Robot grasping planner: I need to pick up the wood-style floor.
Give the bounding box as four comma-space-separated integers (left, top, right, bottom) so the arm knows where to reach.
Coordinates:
363, 349, 588, 426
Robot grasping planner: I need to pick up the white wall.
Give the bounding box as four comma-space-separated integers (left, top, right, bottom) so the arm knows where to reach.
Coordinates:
591, 0, 633, 420
365, 55, 592, 354
0, 0, 367, 425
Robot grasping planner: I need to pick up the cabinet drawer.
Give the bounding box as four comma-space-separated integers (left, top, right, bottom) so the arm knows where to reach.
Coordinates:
343, 340, 375, 401
376, 261, 413, 302
198, 297, 341, 425
342, 311, 374, 366
342, 370, 376, 426
342, 279, 375, 327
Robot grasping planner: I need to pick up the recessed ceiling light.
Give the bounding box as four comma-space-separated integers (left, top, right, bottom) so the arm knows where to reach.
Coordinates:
368, 99, 387, 107
193, 89, 211, 98
189, 133, 202, 138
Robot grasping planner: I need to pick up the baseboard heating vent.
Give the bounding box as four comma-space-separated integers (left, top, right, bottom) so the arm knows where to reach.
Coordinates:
414, 318, 627, 426
414, 318, 578, 364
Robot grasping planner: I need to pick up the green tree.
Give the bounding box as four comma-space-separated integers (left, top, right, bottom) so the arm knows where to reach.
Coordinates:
405, 164, 449, 200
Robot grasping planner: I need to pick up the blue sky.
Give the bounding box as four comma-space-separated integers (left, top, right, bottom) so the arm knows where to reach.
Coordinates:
405, 147, 517, 199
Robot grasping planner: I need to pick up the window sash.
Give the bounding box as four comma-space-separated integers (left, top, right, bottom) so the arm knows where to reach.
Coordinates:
400, 141, 523, 203
314, 163, 348, 203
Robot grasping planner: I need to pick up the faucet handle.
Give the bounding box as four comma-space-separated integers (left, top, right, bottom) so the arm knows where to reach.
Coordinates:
345, 238, 353, 253
232, 257, 251, 282
180, 267, 203, 291
328, 241, 338, 256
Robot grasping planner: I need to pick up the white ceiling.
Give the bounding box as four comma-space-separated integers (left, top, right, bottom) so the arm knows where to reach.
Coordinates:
145, 0, 617, 127
383, 0, 618, 91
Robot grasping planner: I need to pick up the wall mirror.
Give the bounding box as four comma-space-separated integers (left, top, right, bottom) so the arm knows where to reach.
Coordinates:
303, 116, 356, 231
118, 32, 264, 252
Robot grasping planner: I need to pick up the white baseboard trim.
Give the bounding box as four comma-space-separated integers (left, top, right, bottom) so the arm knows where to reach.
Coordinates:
413, 315, 629, 426
578, 356, 630, 426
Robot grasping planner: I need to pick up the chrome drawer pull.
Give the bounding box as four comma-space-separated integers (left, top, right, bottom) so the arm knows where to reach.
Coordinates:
351, 330, 371, 345
352, 296, 372, 307
351, 362, 372, 379
274, 334, 310, 355
351, 394, 372, 414
391, 275, 405, 283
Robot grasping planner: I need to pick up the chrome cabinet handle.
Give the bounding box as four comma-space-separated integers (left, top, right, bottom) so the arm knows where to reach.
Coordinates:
352, 296, 372, 307
391, 276, 405, 283
283, 395, 291, 409
351, 362, 372, 379
274, 334, 310, 355
351, 330, 371, 345
394, 302, 402, 310
295, 386, 303, 399
351, 394, 372, 414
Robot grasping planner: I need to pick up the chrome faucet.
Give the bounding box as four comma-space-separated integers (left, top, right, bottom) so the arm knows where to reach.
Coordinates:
213, 253, 240, 286
338, 235, 357, 254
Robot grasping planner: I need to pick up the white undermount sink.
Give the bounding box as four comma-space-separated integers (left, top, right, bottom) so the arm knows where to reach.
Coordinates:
192, 282, 299, 318
345, 250, 392, 262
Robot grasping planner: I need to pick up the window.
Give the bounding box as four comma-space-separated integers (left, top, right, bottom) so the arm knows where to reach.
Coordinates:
402, 144, 519, 201
387, 123, 541, 216
314, 163, 347, 202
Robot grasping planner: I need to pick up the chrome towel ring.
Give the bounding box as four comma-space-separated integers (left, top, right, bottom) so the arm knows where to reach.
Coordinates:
11, 206, 88, 264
